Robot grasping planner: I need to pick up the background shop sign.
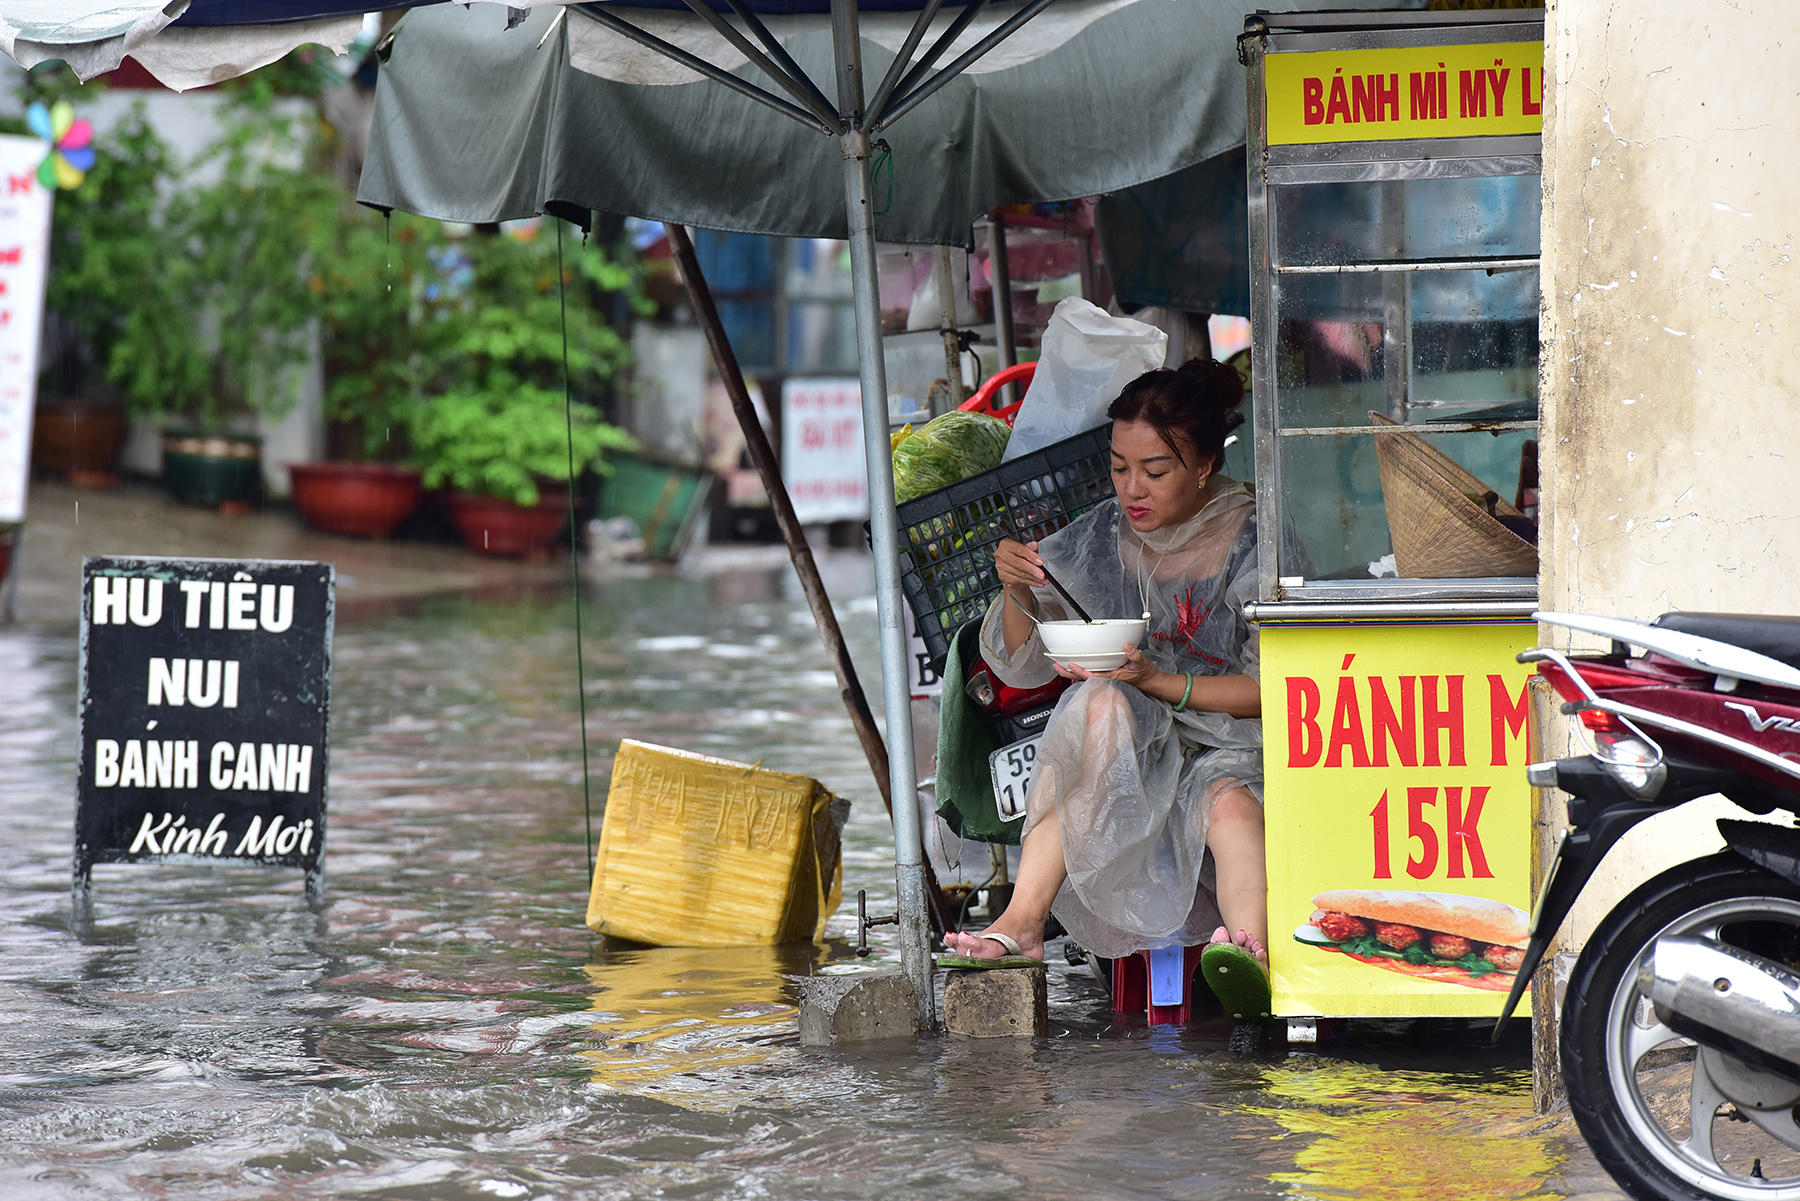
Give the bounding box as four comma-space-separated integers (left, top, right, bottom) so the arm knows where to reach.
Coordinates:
781, 378, 868, 524
76, 557, 334, 901
1265, 42, 1544, 146
0, 134, 53, 524
1260, 619, 1536, 1017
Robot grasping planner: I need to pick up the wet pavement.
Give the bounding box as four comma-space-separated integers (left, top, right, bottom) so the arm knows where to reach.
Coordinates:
0, 485, 1629, 1200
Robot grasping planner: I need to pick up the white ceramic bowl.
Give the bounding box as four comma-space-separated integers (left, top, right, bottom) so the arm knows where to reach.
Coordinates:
1038, 618, 1148, 672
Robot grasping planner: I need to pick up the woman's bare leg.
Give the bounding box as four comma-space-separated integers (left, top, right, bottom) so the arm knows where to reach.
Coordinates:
1205, 786, 1268, 965
941, 806, 1066, 961
944, 683, 1134, 960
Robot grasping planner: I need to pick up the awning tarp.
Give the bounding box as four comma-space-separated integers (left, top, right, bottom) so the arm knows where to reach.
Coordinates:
357, 0, 1260, 246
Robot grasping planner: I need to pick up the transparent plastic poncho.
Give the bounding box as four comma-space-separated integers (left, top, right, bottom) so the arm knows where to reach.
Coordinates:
978, 481, 1263, 957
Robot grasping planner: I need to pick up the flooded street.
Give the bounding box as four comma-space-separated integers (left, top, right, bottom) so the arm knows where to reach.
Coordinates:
0, 554, 1614, 1200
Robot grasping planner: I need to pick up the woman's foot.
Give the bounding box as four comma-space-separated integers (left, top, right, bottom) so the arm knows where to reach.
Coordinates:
1211, 925, 1268, 971
942, 921, 1045, 962
1201, 928, 1274, 1024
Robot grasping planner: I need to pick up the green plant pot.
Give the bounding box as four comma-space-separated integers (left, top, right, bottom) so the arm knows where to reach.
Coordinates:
163, 433, 262, 508
594, 453, 714, 562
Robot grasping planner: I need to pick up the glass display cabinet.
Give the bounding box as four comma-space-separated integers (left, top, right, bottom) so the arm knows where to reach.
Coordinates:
1240, 8, 1548, 1024
1245, 8, 1545, 604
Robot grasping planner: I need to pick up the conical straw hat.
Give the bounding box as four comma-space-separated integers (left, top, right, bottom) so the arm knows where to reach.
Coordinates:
1369, 412, 1537, 579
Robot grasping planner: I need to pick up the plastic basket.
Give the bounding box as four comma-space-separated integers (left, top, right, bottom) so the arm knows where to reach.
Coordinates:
898, 425, 1115, 670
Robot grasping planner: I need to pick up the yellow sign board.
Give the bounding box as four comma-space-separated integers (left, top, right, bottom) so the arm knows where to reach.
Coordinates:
1266, 43, 1544, 145
1261, 620, 1536, 1017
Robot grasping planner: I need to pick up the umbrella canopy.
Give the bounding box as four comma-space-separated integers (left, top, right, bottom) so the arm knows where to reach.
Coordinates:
357, 0, 1257, 246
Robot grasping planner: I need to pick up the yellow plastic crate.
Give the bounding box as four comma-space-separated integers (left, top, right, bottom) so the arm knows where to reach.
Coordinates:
586, 740, 849, 946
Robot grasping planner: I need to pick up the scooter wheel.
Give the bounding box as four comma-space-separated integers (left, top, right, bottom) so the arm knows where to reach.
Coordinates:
1563, 851, 1800, 1201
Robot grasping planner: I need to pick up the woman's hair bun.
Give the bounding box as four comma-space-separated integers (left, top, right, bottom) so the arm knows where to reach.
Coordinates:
1108, 354, 1248, 467
1176, 356, 1246, 414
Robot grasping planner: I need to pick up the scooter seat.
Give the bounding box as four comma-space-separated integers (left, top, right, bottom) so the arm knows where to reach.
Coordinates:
1654, 612, 1800, 674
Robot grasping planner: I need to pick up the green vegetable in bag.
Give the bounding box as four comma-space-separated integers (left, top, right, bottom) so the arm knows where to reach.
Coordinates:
891, 410, 1012, 504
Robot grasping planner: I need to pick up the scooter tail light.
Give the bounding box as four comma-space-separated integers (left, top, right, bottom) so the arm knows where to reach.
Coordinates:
1579, 708, 1627, 733
1538, 661, 1635, 731
1538, 662, 1587, 705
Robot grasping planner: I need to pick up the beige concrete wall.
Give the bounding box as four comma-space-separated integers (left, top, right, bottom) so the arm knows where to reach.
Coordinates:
1539, 0, 1800, 955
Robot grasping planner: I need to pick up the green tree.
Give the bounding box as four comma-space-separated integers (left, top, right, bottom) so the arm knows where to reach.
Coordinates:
315, 209, 459, 460
135, 96, 339, 430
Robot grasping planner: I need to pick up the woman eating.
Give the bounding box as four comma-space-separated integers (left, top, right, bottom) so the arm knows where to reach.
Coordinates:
940, 358, 1269, 1011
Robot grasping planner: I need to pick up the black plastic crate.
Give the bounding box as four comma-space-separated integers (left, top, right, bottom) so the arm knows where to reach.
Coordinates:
898, 425, 1115, 671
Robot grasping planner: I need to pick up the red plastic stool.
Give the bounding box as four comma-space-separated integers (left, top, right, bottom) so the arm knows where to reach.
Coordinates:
957, 361, 1036, 426
1110, 943, 1207, 1026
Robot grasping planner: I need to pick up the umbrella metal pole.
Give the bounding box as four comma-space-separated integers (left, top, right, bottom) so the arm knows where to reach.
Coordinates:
985, 215, 1019, 404
935, 248, 965, 412
833, 0, 935, 1033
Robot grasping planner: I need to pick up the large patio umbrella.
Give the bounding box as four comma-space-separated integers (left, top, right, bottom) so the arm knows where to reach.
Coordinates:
354, 0, 1289, 1028
0, 0, 1363, 1027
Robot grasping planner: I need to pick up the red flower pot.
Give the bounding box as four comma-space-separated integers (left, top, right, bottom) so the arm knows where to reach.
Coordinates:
32, 399, 126, 486
444, 488, 570, 558
289, 462, 422, 539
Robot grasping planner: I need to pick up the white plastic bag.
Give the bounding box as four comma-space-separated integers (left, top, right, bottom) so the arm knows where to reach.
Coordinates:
1000, 298, 1168, 461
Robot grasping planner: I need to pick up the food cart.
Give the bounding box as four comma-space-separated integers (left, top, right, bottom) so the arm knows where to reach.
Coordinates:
1238, 8, 1546, 1024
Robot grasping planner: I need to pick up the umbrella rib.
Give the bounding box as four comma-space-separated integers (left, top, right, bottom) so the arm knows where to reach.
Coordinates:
679, 0, 845, 132
873, 0, 1056, 131
870, 0, 989, 126
576, 3, 837, 135
865, 0, 945, 128
717, 0, 844, 129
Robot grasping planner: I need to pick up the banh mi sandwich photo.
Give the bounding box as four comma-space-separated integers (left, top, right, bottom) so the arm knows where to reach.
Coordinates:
1294, 890, 1530, 992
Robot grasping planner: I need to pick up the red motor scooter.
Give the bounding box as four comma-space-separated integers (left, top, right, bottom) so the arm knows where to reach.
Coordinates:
1497, 610, 1800, 1201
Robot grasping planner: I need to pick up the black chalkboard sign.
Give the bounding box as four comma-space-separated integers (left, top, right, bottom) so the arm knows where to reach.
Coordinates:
75, 556, 334, 904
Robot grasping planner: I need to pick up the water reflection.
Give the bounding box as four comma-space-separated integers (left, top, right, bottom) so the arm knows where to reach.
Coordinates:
580, 944, 812, 1109
1262, 1058, 1562, 1201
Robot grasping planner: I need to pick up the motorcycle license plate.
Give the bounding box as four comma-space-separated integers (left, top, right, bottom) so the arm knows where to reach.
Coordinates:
988, 736, 1042, 823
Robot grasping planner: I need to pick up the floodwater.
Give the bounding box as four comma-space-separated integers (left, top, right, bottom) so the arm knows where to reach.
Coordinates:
0, 552, 1607, 1200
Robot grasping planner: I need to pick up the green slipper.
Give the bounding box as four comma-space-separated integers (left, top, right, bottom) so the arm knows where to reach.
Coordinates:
935, 954, 1044, 971
1200, 940, 1274, 1023
935, 930, 1043, 971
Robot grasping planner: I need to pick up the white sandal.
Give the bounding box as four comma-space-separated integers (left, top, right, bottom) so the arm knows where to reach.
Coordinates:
936, 928, 1040, 969
974, 930, 1024, 956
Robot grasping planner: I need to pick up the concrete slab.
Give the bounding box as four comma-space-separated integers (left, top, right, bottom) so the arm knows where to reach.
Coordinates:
942, 966, 1047, 1037
798, 973, 918, 1045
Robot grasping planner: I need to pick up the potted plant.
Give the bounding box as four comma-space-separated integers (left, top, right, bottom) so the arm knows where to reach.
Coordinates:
408, 224, 636, 557
416, 384, 633, 556
287, 210, 455, 538
101, 95, 336, 509
30, 82, 175, 486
